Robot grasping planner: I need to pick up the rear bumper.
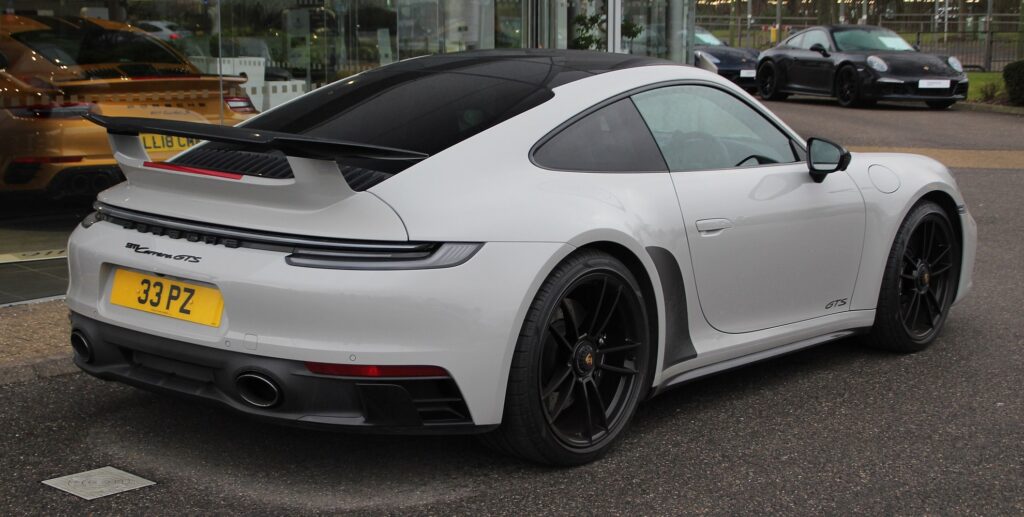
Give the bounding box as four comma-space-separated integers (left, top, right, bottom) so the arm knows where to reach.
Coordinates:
718, 68, 757, 89
71, 313, 490, 433
67, 217, 568, 426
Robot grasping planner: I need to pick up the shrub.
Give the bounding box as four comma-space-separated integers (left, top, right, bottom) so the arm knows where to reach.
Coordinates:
979, 82, 1000, 102
1004, 60, 1024, 106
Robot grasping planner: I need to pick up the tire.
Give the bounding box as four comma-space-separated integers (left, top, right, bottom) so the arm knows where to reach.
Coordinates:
863, 200, 961, 353
926, 100, 956, 109
481, 250, 652, 466
835, 65, 866, 108
757, 61, 790, 101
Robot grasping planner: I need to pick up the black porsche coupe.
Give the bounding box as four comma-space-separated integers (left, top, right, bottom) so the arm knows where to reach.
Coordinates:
756, 25, 968, 108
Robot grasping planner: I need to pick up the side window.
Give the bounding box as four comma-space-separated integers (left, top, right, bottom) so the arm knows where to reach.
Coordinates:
533, 98, 667, 172
137, 23, 161, 32
631, 85, 799, 172
801, 30, 832, 50
785, 33, 804, 48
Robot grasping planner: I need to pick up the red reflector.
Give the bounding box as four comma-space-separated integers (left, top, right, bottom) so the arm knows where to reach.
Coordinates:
12, 156, 84, 164
224, 96, 257, 113
143, 161, 243, 180
169, 32, 180, 40
305, 362, 449, 378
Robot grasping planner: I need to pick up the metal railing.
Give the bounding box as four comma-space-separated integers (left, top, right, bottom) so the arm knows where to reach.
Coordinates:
913, 31, 1021, 71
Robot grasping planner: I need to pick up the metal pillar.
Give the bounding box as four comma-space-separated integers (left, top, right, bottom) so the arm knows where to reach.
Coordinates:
607, 0, 622, 53
668, 0, 696, 64
775, 0, 781, 41
683, 0, 695, 65
670, 0, 683, 62
983, 0, 993, 70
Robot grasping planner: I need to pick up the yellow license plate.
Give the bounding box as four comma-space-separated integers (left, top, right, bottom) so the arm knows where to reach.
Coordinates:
140, 133, 200, 153
110, 269, 224, 327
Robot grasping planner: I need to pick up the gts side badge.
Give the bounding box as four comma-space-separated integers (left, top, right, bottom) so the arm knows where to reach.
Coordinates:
825, 298, 848, 310
125, 242, 201, 263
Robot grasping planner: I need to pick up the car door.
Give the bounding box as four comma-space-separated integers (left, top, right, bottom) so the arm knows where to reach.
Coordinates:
789, 30, 836, 93
773, 33, 804, 90
631, 84, 866, 334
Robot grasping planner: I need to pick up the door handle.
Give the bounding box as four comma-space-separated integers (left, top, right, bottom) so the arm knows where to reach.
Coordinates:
696, 218, 734, 236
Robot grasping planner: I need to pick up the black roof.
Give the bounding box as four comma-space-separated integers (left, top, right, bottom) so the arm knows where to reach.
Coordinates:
365, 49, 673, 90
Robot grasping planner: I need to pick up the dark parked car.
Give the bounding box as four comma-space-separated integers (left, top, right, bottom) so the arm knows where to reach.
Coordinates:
692, 27, 760, 91
756, 25, 968, 108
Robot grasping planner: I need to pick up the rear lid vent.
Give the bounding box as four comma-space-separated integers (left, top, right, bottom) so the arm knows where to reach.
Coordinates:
170, 145, 396, 191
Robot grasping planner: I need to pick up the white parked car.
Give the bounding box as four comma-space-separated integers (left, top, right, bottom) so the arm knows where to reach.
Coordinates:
135, 20, 192, 41
69, 50, 976, 466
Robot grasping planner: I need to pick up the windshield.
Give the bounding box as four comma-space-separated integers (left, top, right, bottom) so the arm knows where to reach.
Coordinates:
695, 29, 724, 46
11, 19, 186, 71
833, 28, 914, 52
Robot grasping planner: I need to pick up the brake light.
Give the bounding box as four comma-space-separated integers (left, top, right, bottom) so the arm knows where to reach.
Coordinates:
169, 32, 180, 40
6, 103, 96, 119
143, 161, 243, 180
305, 362, 449, 378
224, 96, 256, 113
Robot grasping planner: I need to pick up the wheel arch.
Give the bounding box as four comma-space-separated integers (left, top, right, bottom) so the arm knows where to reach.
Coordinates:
575, 240, 661, 397
831, 61, 861, 96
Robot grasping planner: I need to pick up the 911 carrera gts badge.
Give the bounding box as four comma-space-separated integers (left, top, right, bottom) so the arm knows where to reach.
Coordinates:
125, 242, 201, 263
825, 298, 848, 310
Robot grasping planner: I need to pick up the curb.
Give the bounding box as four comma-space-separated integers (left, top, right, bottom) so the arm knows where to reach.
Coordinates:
955, 102, 1024, 116
0, 354, 78, 387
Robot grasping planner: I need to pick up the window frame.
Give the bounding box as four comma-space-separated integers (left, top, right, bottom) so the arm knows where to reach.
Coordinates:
784, 32, 805, 49
800, 29, 834, 51
530, 79, 807, 174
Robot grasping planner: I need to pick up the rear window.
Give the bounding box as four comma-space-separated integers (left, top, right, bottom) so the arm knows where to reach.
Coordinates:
174, 51, 666, 189
533, 99, 667, 172
244, 60, 554, 157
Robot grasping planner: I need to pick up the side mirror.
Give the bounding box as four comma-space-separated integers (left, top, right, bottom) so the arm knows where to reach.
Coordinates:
912, 44, 921, 51
809, 43, 830, 57
807, 137, 851, 183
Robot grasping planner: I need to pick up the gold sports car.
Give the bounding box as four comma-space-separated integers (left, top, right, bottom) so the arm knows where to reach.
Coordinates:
0, 15, 254, 198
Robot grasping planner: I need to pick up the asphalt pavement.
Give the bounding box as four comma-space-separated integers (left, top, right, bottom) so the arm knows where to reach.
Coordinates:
1, 100, 1022, 515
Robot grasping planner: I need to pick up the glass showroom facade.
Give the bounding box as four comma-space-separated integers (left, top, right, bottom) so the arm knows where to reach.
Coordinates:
0, 0, 699, 298
0, 1, 1019, 303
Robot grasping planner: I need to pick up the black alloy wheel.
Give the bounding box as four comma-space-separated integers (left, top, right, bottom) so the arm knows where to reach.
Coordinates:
539, 271, 645, 448
864, 201, 960, 352
483, 250, 650, 465
758, 61, 789, 101
836, 66, 863, 108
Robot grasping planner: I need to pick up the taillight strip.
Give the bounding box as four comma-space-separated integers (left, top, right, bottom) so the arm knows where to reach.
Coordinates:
143, 161, 243, 180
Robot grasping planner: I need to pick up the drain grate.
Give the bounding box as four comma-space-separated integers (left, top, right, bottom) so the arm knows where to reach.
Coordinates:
42, 466, 155, 500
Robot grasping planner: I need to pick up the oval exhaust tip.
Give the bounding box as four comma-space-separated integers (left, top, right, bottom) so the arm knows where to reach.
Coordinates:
70, 331, 93, 364
235, 372, 281, 408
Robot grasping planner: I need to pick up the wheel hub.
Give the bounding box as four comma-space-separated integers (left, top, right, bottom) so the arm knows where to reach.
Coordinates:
572, 342, 597, 377
914, 262, 932, 293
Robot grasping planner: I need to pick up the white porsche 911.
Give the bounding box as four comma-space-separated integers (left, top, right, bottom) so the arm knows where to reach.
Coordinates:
68, 50, 975, 465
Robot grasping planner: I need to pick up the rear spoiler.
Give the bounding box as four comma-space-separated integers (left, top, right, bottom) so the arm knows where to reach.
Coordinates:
84, 114, 428, 209
83, 113, 429, 161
